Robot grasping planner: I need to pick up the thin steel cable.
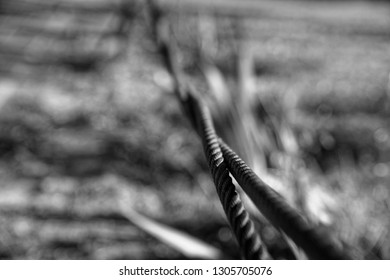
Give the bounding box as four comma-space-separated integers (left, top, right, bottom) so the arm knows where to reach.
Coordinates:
187, 92, 271, 260
147, 0, 351, 260
219, 139, 350, 259
148, 0, 271, 259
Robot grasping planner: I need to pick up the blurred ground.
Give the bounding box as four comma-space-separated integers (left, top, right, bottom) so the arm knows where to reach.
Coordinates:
0, 3, 242, 259
0, 0, 390, 259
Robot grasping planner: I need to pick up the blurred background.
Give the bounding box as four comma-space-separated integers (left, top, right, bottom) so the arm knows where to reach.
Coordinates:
0, 0, 389, 259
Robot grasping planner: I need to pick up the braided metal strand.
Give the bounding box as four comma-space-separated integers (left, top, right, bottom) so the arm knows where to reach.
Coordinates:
188, 93, 270, 260
148, 1, 270, 259
219, 139, 350, 259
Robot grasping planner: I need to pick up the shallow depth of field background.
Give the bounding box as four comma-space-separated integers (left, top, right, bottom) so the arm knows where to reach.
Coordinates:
0, 0, 389, 259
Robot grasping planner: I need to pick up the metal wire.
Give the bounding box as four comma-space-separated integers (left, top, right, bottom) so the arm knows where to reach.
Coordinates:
148, 0, 271, 260
219, 139, 349, 259
188, 92, 271, 259
148, 0, 352, 260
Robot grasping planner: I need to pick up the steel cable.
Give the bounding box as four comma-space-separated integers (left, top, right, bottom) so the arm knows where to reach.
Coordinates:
148, 0, 271, 259
187, 92, 271, 259
219, 139, 350, 259
147, 0, 351, 260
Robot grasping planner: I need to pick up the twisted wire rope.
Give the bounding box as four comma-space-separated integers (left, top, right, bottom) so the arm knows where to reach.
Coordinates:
148, 0, 271, 259
219, 139, 349, 259
147, 0, 351, 260
188, 93, 271, 260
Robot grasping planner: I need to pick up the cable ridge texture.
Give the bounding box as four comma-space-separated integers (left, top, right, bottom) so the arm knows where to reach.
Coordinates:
188, 93, 270, 260
219, 139, 349, 259
149, 0, 270, 259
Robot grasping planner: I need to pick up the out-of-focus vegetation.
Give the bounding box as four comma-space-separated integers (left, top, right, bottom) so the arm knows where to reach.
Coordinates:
0, 0, 389, 259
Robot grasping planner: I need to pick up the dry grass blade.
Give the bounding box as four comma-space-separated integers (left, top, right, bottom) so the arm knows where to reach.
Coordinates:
118, 189, 225, 260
